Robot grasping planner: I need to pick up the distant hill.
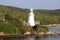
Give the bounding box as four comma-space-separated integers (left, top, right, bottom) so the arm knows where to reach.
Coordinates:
34, 9, 60, 16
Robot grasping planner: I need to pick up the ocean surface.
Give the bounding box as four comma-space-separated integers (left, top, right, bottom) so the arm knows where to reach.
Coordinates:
0, 26, 60, 40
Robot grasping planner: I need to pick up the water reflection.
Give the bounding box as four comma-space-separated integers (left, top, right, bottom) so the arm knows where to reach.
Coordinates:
0, 35, 60, 40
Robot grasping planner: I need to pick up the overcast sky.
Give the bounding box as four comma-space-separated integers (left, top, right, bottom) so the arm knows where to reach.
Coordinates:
0, 0, 60, 9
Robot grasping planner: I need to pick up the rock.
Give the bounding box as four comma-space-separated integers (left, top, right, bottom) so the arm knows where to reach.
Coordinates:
0, 32, 5, 35
24, 31, 31, 35
39, 32, 45, 35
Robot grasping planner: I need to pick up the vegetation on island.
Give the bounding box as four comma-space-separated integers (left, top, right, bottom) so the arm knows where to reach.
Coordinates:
0, 5, 60, 34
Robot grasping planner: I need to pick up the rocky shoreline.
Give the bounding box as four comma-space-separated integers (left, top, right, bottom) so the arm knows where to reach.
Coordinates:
0, 32, 59, 38
43, 24, 60, 27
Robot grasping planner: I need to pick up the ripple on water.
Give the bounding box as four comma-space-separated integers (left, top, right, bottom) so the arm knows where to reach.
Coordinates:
0, 35, 60, 40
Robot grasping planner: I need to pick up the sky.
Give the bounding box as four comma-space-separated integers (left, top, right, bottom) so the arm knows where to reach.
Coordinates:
0, 0, 60, 9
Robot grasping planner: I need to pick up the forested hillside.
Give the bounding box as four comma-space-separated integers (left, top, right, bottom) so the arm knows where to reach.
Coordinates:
0, 5, 60, 34
0, 5, 60, 24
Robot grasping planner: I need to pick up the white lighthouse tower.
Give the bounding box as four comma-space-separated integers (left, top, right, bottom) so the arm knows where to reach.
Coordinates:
28, 8, 35, 26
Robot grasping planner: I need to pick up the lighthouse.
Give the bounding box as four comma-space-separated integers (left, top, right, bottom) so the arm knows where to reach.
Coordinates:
28, 8, 35, 26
